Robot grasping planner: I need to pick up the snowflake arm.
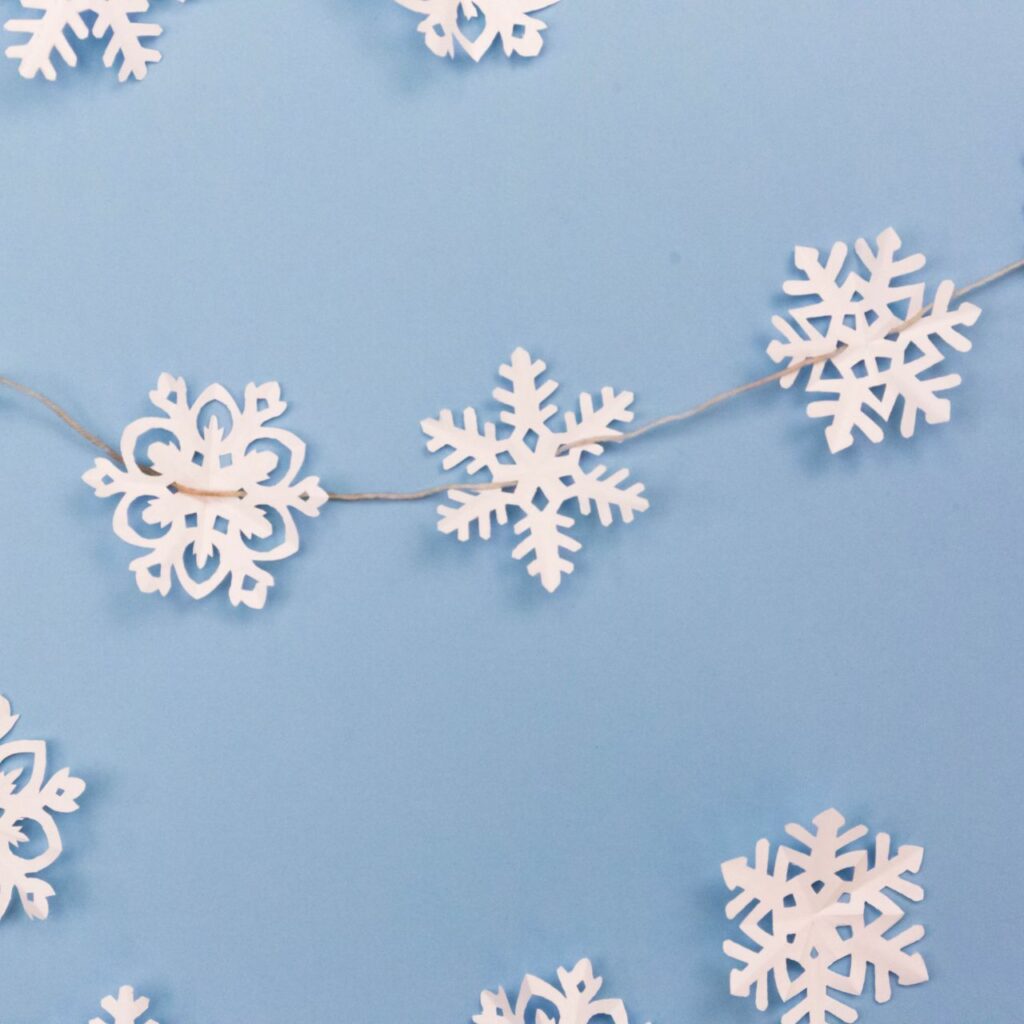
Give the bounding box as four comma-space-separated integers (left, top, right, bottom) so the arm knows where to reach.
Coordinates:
92, 0, 162, 81
512, 501, 580, 591
90, 986, 158, 1024
3, 0, 89, 81
494, 347, 559, 435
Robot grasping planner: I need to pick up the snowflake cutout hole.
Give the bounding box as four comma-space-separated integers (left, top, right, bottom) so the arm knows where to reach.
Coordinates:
767, 227, 980, 453
422, 347, 649, 592
722, 808, 928, 1024
90, 986, 158, 1024
84, 374, 327, 609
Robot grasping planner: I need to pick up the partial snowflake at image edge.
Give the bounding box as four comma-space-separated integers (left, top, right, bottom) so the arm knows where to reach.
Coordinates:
767, 227, 980, 453
90, 986, 158, 1024
722, 808, 928, 1024
422, 348, 649, 593
395, 0, 559, 62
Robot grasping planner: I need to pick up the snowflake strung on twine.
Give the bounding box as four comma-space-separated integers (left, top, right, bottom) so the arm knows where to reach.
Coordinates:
767, 227, 980, 453
722, 808, 928, 1024
396, 0, 558, 61
83, 374, 327, 610
422, 348, 648, 593
4, 0, 183, 82
475, 958, 630, 1024
90, 987, 158, 1024
0, 696, 85, 922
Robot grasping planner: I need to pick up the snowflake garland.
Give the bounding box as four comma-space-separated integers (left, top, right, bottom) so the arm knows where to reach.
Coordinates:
90, 986, 159, 1024
0, 695, 85, 922
475, 958, 630, 1024
83, 374, 328, 610
767, 227, 981, 453
722, 808, 928, 1024
422, 348, 649, 592
395, 0, 559, 62
3, 0, 183, 82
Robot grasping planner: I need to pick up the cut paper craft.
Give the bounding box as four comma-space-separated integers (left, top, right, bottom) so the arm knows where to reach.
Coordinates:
4, 0, 184, 82
722, 808, 928, 1024
474, 958, 630, 1024
90, 986, 158, 1024
396, 0, 558, 61
422, 347, 648, 592
767, 227, 980, 453
0, 695, 85, 922
83, 374, 327, 609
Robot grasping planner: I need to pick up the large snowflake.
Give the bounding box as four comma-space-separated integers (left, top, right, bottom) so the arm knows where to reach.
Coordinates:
0, 695, 85, 922
422, 348, 648, 592
395, 0, 559, 61
90, 986, 158, 1024
474, 958, 630, 1024
83, 374, 328, 610
721, 808, 928, 1024
3, 0, 181, 82
767, 227, 980, 453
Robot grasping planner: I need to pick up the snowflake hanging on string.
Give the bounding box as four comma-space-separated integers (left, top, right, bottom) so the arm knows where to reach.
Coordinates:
475, 958, 630, 1024
722, 808, 928, 1024
83, 374, 328, 610
767, 227, 980, 453
395, 0, 559, 62
422, 348, 648, 593
0, 695, 85, 922
90, 986, 159, 1024
3, 0, 184, 82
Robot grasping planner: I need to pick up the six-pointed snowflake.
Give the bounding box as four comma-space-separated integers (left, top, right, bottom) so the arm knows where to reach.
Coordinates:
91, 986, 159, 1024
4, 0, 183, 82
0, 695, 85, 922
83, 374, 328, 609
767, 227, 980, 453
422, 347, 648, 592
722, 808, 928, 1024
475, 958, 630, 1024
395, 0, 558, 61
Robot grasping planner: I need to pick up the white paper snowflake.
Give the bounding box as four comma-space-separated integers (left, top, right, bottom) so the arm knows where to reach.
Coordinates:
475, 958, 630, 1024
90, 986, 158, 1024
3, 0, 184, 82
422, 348, 648, 592
0, 695, 85, 922
83, 374, 328, 610
767, 227, 980, 453
395, 0, 558, 61
722, 808, 928, 1024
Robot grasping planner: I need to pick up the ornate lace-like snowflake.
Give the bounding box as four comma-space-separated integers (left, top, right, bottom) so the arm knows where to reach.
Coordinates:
0, 696, 85, 922
84, 374, 327, 609
767, 227, 980, 453
4, 0, 182, 82
474, 958, 630, 1024
395, 0, 558, 61
90, 986, 158, 1024
422, 348, 648, 592
722, 808, 928, 1024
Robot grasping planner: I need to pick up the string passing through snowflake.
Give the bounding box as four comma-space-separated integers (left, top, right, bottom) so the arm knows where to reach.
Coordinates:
83, 374, 327, 609
722, 808, 928, 1024
395, 0, 558, 61
0, 695, 85, 922
422, 348, 648, 592
3, 0, 184, 82
90, 986, 158, 1024
474, 958, 630, 1024
767, 227, 980, 453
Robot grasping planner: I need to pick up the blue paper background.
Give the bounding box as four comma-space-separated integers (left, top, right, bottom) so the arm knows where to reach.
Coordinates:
2, 2, 1023, 1021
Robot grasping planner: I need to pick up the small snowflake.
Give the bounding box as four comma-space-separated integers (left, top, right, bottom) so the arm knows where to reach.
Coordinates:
395, 0, 558, 61
83, 374, 328, 609
422, 348, 648, 592
0, 695, 85, 922
3, 0, 184, 82
722, 808, 928, 1024
90, 986, 158, 1024
767, 227, 980, 453
474, 958, 630, 1024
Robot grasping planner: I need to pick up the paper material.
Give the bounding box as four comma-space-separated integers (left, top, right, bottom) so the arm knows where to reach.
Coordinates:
722, 808, 928, 1024
475, 958, 629, 1024
0, 695, 85, 921
767, 227, 980, 453
84, 374, 327, 609
396, 0, 558, 61
90, 987, 158, 1024
423, 347, 648, 592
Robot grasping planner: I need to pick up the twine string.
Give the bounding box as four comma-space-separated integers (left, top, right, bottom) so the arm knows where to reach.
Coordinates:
3, 253, 1023, 502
